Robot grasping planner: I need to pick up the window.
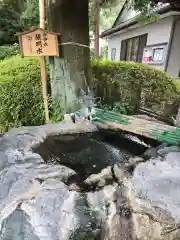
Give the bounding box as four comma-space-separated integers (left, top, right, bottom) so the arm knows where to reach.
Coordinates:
126, 37, 139, 61
111, 48, 116, 60
142, 43, 167, 65
120, 34, 147, 62
153, 48, 164, 62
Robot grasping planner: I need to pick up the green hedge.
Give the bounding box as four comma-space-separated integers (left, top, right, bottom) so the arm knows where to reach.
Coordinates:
92, 59, 180, 114
0, 55, 64, 132
0, 55, 44, 132
0, 56, 179, 132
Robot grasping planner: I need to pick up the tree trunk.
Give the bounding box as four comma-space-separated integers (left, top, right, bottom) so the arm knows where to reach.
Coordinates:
94, 2, 100, 57
49, 0, 92, 113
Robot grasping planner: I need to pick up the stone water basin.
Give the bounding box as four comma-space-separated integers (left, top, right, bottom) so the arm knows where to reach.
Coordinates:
0, 119, 149, 239
2, 119, 180, 239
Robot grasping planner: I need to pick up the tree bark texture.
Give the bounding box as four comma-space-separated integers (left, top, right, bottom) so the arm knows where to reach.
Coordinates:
49, 0, 92, 113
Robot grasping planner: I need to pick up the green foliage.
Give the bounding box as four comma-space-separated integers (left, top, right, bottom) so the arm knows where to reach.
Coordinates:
90, 48, 95, 59
21, 0, 39, 30
0, 43, 20, 60
0, 0, 39, 46
0, 55, 44, 132
92, 59, 180, 114
174, 79, 180, 93
0, 5, 23, 45
91, 46, 108, 60
48, 97, 64, 123
0, 0, 26, 13
98, 102, 134, 115
133, 0, 155, 13
100, 45, 108, 59
99, 3, 122, 32
138, 14, 160, 24
0, 55, 64, 133
89, 0, 122, 33
0, 56, 179, 133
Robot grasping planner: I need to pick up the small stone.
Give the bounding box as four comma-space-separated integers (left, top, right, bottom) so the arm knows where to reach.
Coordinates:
100, 166, 112, 180
156, 142, 168, 150
113, 164, 130, 183
97, 179, 106, 188
125, 157, 144, 166
68, 183, 80, 191
144, 147, 157, 159
85, 166, 113, 186
84, 174, 100, 185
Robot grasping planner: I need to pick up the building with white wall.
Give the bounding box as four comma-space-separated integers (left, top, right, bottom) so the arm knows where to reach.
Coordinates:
101, 2, 180, 77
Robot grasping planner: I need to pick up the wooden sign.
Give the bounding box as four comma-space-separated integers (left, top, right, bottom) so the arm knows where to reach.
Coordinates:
17, 28, 59, 57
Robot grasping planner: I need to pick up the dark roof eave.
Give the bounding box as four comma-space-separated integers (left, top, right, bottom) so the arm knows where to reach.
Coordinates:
15, 28, 62, 36
101, 18, 138, 38
101, 4, 178, 38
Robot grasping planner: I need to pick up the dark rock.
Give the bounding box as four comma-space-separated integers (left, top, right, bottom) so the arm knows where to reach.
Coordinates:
143, 147, 158, 159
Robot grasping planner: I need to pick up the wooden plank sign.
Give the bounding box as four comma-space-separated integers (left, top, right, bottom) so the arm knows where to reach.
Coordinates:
17, 28, 59, 57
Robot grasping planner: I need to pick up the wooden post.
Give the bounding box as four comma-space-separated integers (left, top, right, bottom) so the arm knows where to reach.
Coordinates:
94, 1, 100, 57
39, 0, 49, 122
46, 0, 50, 30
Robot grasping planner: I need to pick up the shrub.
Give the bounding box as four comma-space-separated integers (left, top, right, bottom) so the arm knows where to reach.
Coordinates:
0, 55, 45, 132
0, 55, 64, 132
0, 56, 179, 132
0, 43, 20, 60
90, 48, 95, 59
92, 59, 180, 114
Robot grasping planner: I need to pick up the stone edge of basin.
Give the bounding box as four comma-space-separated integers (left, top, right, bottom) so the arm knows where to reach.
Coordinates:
0, 119, 98, 152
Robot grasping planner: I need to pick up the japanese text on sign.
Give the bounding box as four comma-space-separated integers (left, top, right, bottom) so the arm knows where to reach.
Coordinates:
18, 28, 59, 57
35, 33, 49, 55
43, 33, 48, 47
